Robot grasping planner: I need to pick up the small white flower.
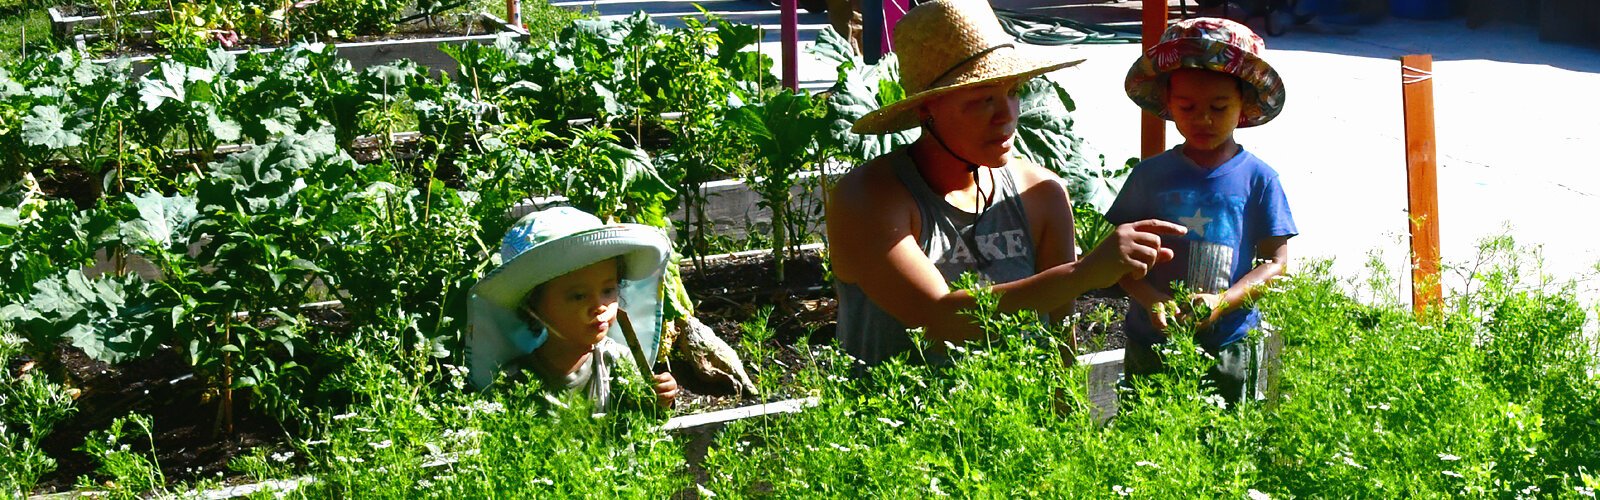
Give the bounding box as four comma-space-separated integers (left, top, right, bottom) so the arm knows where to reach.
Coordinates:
1442, 470, 1463, 478
332, 412, 357, 420
532, 477, 554, 486
1334, 452, 1367, 470
1204, 394, 1228, 410
370, 439, 393, 449
877, 417, 904, 428
829, 442, 849, 452
930, 477, 947, 496
1575, 486, 1595, 497
1135, 460, 1160, 469
1437, 453, 1460, 461
466, 400, 506, 414
1112, 484, 1134, 496
416, 479, 434, 488
1248, 489, 1272, 500
696, 484, 717, 497
271, 451, 295, 463
942, 341, 967, 354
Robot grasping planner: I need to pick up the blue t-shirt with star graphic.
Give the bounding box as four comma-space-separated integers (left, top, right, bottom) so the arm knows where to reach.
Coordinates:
1105, 145, 1298, 349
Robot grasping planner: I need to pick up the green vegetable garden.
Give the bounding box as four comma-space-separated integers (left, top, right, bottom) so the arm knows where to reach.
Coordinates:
0, 3, 1597, 498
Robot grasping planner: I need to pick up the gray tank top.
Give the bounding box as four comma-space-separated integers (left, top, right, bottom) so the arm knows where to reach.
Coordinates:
835, 149, 1041, 367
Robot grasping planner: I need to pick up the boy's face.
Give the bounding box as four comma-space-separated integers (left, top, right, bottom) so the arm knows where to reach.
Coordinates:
921, 80, 1023, 167
1166, 69, 1244, 153
529, 259, 621, 347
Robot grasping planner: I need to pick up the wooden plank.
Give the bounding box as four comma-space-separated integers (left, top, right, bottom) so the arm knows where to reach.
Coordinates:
1082, 348, 1124, 422
74, 13, 526, 80
1400, 54, 1441, 315
1140, 0, 1168, 159
661, 396, 820, 431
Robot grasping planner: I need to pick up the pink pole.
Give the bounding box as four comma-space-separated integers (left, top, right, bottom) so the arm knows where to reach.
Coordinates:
882, 0, 908, 54
782, 0, 799, 91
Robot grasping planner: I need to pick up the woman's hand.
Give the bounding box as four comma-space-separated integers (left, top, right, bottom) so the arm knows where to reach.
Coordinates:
652, 372, 680, 409
1079, 220, 1186, 289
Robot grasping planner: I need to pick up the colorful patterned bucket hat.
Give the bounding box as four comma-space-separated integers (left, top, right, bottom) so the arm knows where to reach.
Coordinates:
1125, 18, 1286, 128
851, 0, 1084, 134
467, 207, 671, 389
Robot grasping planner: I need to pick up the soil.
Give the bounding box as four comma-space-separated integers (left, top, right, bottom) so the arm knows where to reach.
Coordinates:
35, 166, 104, 210
29, 344, 289, 495
1070, 286, 1132, 352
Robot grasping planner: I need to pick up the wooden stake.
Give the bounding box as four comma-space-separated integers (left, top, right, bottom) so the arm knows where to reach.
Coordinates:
1140, 0, 1168, 159
1401, 54, 1441, 315
782, 0, 799, 91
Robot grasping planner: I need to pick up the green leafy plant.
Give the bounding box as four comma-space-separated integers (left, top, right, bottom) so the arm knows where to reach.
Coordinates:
726, 89, 829, 282
76, 414, 164, 497
540, 126, 675, 227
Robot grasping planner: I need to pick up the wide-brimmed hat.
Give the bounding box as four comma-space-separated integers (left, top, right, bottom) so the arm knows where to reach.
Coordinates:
1125, 17, 1285, 128
851, 0, 1084, 134
467, 207, 671, 389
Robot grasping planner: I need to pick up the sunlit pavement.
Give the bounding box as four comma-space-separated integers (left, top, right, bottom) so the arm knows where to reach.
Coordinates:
1044, 17, 1600, 302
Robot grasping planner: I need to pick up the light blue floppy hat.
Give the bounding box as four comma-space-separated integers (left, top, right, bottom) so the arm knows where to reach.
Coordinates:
467, 207, 671, 389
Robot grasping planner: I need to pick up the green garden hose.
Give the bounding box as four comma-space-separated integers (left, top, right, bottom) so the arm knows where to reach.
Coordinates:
993, 8, 1143, 46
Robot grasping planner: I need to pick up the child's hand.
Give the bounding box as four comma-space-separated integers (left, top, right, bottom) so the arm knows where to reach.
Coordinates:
1149, 300, 1175, 333
1187, 293, 1223, 329
652, 372, 680, 409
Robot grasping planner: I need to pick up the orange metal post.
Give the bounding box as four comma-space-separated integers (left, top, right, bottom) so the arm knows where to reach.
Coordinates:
1401, 54, 1441, 315
1141, 0, 1168, 159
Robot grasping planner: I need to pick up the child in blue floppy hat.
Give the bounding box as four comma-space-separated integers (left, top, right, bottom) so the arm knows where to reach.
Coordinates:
467, 207, 680, 411
1110, 18, 1298, 406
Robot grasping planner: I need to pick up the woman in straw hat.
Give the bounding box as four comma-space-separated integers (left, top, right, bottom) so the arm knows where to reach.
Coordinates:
827, 0, 1186, 368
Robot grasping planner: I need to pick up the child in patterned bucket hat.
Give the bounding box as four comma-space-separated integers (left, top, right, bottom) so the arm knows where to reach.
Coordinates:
1109, 18, 1298, 407
467, 207, 681, 412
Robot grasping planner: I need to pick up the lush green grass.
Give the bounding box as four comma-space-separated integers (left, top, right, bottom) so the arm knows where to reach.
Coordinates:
0, 9, 51, 64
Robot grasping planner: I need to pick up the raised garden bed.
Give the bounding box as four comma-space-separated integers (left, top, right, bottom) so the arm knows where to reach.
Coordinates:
63, 11, 525, 78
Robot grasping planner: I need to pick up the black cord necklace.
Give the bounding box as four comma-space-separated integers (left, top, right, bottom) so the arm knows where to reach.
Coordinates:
922, 117, 991, 216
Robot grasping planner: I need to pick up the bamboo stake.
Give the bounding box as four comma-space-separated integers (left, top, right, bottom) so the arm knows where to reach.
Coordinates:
1401, 54, 1441, 315
1140, 0, 1168, 159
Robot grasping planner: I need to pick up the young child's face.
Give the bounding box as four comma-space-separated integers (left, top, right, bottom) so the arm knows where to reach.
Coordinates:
1166, 68, 1244, 153
528, 259, 621, 347
921, 80, 1023, 167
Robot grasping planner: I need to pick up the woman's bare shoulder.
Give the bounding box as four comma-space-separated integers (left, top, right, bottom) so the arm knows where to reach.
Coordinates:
831, 154, 913, 210
1005, 156, 1066, 189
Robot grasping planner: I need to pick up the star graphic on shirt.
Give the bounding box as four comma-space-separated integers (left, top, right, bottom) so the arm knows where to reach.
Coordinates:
1179, 208, 1212, 238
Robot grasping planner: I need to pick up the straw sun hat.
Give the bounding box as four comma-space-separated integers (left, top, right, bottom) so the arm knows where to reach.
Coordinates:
1124, 17, 1286, 128
850, 0, 1084, 135
467, 207, 671, 389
